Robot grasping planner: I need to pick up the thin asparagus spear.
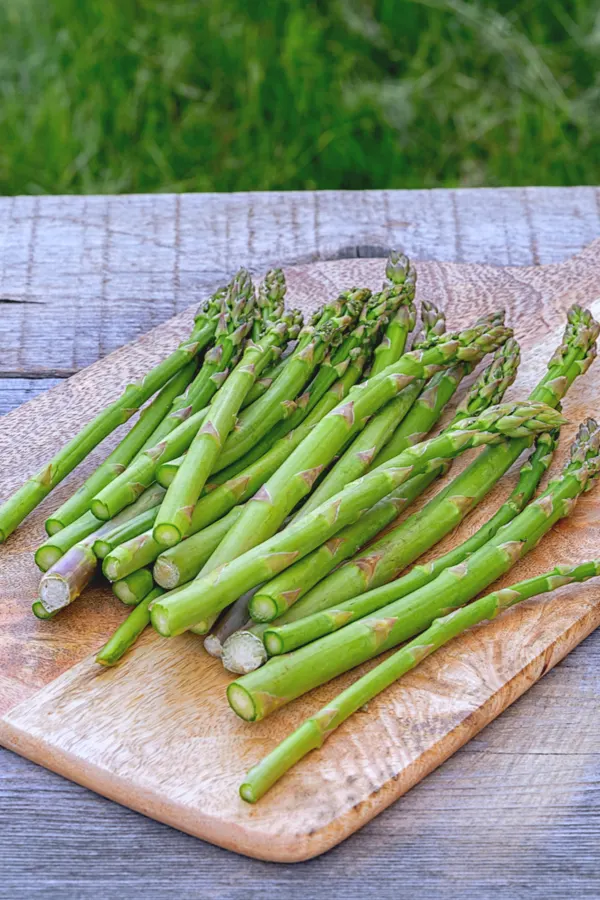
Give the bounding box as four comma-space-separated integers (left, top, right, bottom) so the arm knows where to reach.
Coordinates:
241, 558, 600, 801
90, 406, 208, 521
32, 601, 57, 620
263, 430, 557, 654
92, 506, 160, 559
284, 306, 598, 615
112, 569, 155, 606
227, 420, 600, 722
212, 293, 367, 472
37, 484, 165, 614
149, 401, 563, 637
36, 509, 103, 572
96, 587, 164, 666
192, 320, 512, 578
104, 504, 243, 583
248, 339, 521, 624
152, 311, 299, 547
369, 252, 417, 375
44, 361, 197, 534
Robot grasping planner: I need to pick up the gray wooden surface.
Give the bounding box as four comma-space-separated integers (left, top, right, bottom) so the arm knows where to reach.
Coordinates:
1, 187, 599, 898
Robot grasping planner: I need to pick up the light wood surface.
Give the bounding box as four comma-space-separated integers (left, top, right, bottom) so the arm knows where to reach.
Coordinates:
1, 245, 600, 863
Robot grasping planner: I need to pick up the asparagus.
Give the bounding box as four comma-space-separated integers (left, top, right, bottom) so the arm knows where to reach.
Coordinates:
240, 558, 600, 801
36, 509, 103, 572
32, 601, 57, 620
149, 401, 563, 637
263, 430, 557, 654
37, 484, 165, 614
112, 569, 155, 606
90, 406, 208, 521
247, 339, 521, 624
212, 293, 367, 472
369, 253, 417, 375
44, 362, 197, 534
191, 320, 512, 577
228, 419, 600, 722
104, 504, 243, 583
96, 587, 164, 666
285, 306, 598, 615
152, 311, 300, 547
204, 593, 256, 658
0, 319, 213, 544
92, 506, 160, 559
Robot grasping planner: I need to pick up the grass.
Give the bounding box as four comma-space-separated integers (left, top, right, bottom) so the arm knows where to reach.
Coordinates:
0, 0, 598, 194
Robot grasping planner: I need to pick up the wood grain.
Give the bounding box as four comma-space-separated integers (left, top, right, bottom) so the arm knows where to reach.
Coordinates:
1, 246, 600, 862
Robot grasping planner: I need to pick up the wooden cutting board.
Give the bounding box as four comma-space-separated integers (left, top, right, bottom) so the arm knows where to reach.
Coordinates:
2, 244, 600, 862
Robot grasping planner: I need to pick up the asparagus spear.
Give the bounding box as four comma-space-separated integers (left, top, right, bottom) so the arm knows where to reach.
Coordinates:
250, 337, 521, 622
96, 587, 164, 666
103, 504, 243, 583
36, 509, 104, 572
44, 361, 197, 534
285, 306, 598, 615
37, 484, 165, 614
240, 558, 600, 801
112, 569, 155, 606
152, 312, 300, 547
228, 419, 600, 722
0, 316, 216, 544
263, 430, 557, 654
149, 401, 563, 637
191, 320, 512, 577
92, 506, 160, 559
212, 292, 367, 472
203, 593, 256, 658
369, 253, 417, 375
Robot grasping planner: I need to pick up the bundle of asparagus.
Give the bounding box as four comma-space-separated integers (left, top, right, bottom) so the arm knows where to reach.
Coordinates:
2, 248, 599, 810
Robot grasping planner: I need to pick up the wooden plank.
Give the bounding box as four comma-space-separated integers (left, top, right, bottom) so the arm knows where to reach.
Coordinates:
0, 377, 64, 417
1, 188, 599, 379
1, 252, 600, 865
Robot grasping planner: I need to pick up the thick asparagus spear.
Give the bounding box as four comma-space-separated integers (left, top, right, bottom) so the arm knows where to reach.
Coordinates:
96, 587, 164, 666
248, 338, 521, 624
240, 558, 600, 801
103, 505, 243, 583
44, 361, 197, 534
263, 430, 557, 654
0, 317, 215, 544
37, 484, 165, 614
152, 312, 300, 547
228, 419, 600, 722
92, 506, 160, 559
149, 401, 563, 637
203, 594, 256, 658
283, 306, 598, 615
191, 320, 512, 577
112, 569, 155, 606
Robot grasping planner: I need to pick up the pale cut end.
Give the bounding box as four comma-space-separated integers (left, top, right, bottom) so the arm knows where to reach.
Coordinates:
227, 683, 257, 721
90, 498, 111, 521
222, 631, 267, 674
153, 522, 182, 548
39, 575, 71, 613
153, 557, 180, 590
203, 633, 224, 658
248, 594, 278, 623
103, 558, 121, 582
112, 582, 138, 606
34, 545, 62, 573
44, 518, 65, 536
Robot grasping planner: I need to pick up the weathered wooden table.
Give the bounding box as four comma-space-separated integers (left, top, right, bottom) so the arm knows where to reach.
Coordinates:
1, 188, 599, 898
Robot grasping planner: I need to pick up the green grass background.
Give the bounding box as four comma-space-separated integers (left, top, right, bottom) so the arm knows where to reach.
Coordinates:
1, 0, 599, 194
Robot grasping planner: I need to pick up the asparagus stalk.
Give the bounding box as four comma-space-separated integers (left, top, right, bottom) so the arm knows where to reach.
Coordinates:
247, 339, 521, 624
285, 307, 598, 615
263, 430, 557, 654
37, 484, 165, 614
228, 420, 600, 722
191, 320, 512, 577
104, 504, 243, 583
212, 293, 367, 472
36, 510, 103, 572
369, 253, 417, 375
204, 593, 256, 658
149, 401, 563, 637
112, 569, 155, 606
90, 406, 208, 521
92, 506, 160, 559
152, 312, 300, 547
96, 587, 164, 666
44, 361, 197, 534
0, 318, 214, 544
240, 558, 600, 801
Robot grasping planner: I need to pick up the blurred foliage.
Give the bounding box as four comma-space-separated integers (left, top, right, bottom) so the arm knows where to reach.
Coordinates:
0, 0, 599, 194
